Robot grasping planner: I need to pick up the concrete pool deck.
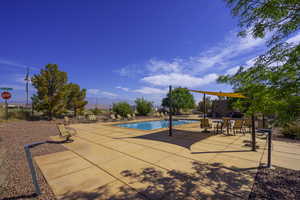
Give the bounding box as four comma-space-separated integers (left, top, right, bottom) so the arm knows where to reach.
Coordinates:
33, 120, 298, 200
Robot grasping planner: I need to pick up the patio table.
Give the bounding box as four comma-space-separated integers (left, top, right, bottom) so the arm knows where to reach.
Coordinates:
212, 119, 234, 135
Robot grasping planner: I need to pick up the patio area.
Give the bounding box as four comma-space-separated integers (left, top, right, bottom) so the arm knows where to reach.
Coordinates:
35, 120, 268, 200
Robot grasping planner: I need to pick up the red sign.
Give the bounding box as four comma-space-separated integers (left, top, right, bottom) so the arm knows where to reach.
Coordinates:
1, 91, 11, 100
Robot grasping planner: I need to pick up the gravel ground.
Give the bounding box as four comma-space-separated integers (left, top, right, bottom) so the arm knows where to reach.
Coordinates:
0, 121, 66, 200
249, 166, 300, 200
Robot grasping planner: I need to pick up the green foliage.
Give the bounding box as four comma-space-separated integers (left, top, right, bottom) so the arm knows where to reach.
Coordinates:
112, 102, 132, 117
220, 0, 300, 126
162, 87, 195, 114
218, 42, 300, 125
66, 83, 87, 117
135, 98, 153, 116
225, 0, 300, 46
89, 107, 103, 115
281, 121, 300, 139
198, 96, 212, 112
31, 64, 68, 119
31, 64, 87, 120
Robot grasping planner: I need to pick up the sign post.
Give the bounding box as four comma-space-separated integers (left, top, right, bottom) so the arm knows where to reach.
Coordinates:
1, 90, 12, 120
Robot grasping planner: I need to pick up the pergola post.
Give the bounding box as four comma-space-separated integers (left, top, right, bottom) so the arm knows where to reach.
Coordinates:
169, 85, 172, 136
203, 93, 206, 120
251, 114, 256, 151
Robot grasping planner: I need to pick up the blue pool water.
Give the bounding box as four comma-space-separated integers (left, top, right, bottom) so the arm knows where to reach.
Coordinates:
114, 120, 198, 130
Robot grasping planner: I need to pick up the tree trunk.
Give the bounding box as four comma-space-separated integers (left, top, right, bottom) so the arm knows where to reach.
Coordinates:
74, 107, 77, 117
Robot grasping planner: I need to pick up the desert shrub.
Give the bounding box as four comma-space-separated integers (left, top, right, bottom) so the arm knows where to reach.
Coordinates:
135, 98, 153, 116
281, 122, 300, 139
112, 102, 132, 117
89, 107, 102, 115
7, 109, 31, 120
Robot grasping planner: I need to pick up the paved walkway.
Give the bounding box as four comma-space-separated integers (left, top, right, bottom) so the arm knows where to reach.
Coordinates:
35, 121, 269, 200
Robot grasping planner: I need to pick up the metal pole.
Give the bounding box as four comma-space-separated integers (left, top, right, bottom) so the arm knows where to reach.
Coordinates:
267, 129, 272, 168
24, 144, 41, 195
203, 94, 206, 120
251, 114, 256, 151
5, 99, 8, 120
169, 85, 172, 136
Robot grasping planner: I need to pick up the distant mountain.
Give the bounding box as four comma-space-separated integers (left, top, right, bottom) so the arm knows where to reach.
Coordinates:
0, 97, 134, 109
85, 97, 134, 109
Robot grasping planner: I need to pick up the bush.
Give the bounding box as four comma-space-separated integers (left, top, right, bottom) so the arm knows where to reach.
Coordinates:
112, 102, 132, 117
135, 98, 153, 116
281, 122, 300, 139
89, 107, 102, 115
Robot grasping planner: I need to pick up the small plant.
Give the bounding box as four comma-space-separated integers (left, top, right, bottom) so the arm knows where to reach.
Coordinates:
281, 122, 300, 139
112, 102, 132, 117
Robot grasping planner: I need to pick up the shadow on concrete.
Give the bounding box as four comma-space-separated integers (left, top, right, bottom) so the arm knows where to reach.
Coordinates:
191, 150, 252, 154
116, 129, 215, 150
59, 161, 255, 200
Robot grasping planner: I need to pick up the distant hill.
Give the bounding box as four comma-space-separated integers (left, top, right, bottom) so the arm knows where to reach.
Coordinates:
86, 97, 134, 109
0, 97, 134, 109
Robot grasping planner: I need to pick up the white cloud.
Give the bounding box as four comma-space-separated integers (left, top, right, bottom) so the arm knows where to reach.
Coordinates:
147, 58, 182, 73
101, 91, 118, 97
116, 86, 129, 91
87, 89, 100, 95
225, 56, 258, 75
142, 73, 218, 87
286, 32, 300, 44
114, 65, 143, 77
133, 87, 167, 94
225, 66, 240, 75
0, 59, 38, 70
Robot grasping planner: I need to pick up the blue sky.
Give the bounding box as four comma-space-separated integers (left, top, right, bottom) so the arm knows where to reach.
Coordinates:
1, 0, 299, 105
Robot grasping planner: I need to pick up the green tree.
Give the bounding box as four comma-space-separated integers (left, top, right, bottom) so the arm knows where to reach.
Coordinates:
220, 0, 300, 126
31, 64, 68, 119
90, 107, 103, 115
162, 87, 195, 114
66, 83, 87, 117
225, 0, 300, 46
135, 98, 153, 116
112, 102, 132, 117
198, 96, 212, 113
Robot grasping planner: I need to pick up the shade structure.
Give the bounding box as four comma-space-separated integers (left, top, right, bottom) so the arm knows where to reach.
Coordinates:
189, 89, 247, 98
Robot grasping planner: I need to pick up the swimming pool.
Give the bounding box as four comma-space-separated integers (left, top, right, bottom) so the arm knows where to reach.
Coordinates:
114, 120, 198, 130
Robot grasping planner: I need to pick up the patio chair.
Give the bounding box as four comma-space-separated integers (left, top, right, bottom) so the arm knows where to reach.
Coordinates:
64, 116, 70, 125
200, 118, 212, 129
126, 114, 134, 120
244, 118, 252, 132
132, 113, 136, 119
57, 124, 76, 141
232, 119, 246, 135
109, 114, 117, 121
221, 118, 232, 135
87, 114, 97, 122
116, 114, 123, 120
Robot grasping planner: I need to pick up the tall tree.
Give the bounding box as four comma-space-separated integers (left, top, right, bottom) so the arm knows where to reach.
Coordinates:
220, 0, 300, 126
162, 87, 195, 114
31, 64, 68, 120
225, 0, 300, 46
66, 83, 88, 117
